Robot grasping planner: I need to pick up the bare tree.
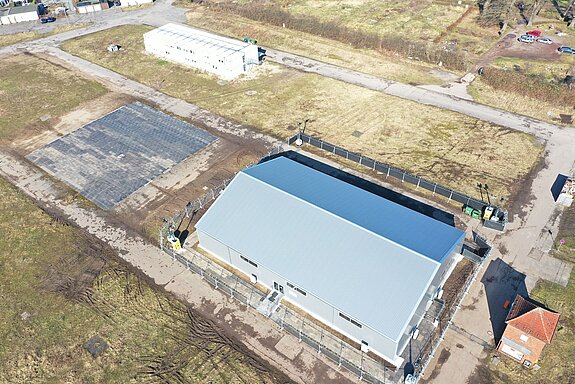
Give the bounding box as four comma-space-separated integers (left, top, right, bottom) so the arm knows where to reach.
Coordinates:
500, 0, 518, 34
564, 0, 575, 27
527, 0, 547, 26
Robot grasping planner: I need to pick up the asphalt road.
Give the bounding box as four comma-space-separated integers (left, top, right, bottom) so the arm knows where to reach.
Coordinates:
2, 3, 575, 383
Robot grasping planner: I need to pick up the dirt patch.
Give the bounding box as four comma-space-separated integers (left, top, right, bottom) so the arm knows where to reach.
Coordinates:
0, 176, 295, 383
476, 30, 564, 71
12, 92, 135, 153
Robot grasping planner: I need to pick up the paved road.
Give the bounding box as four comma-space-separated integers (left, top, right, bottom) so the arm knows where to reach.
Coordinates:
267, 49, 562, 141
2, 3, 575, 383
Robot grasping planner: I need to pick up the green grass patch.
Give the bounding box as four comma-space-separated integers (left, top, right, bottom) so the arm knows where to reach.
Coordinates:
0, 54, 107, 140
0, 177, 288, 383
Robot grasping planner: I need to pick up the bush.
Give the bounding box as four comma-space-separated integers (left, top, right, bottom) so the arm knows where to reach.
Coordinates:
481, 67, 575, 108
196, 1, 469, 71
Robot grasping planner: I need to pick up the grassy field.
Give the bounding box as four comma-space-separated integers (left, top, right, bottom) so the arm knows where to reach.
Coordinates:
181, 4, 457, 84
0, 23, 91, 49
0, 55, 107, 141
62, 24, 542, 202
0, 54, 290, 383
469, 56, 575, 125
243, 0, 469, 43
0, 178, 289, 383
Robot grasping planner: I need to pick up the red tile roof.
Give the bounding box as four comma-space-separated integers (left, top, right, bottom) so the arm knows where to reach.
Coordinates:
506, 295, 560, 344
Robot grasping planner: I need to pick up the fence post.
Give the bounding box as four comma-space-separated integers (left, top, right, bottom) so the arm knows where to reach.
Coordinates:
318, 329, 323, 354
281, 307, 287, 330
359, 351, 364, 381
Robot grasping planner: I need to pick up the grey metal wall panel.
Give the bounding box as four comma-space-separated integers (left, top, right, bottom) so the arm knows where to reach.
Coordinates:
196, 157, 464, 359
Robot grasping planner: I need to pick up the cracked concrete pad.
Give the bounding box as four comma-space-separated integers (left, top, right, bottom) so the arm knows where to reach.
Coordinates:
275, 335, 303, 360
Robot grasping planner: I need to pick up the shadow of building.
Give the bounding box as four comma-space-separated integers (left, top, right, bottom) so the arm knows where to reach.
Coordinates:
263, 151, 456, 227
481, 258, 528, 343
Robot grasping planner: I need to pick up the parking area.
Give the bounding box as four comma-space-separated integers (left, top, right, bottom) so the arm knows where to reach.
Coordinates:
26, 102, 217, 209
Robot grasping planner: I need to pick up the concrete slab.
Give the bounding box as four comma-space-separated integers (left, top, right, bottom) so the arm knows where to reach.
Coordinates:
27, 102, 217, 209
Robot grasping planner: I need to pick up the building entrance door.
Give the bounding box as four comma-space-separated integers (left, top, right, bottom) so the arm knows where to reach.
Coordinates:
273, 282, 284, 294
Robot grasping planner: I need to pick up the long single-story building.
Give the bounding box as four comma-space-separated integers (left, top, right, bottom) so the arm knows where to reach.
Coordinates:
195, 156, 465, 366
0, 4, 38, 24
143, 23, 261, 80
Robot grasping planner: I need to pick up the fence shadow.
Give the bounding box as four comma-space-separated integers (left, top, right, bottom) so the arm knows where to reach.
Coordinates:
481, 258, 527, 343
267, 151, 455, 227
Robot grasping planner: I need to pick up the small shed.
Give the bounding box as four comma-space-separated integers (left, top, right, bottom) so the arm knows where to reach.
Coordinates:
497, 295, 560, 365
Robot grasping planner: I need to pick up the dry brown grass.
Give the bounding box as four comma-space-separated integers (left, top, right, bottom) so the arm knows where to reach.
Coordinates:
0, 23, 91, 48
184, 6, 449, 85
0, 54, 107, 141
61, 24, 542, 201
469, 57, 575, 125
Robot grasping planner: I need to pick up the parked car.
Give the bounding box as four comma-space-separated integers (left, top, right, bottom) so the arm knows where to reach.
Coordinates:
559, 46, 575, 54
47, 16, 56, 22
537, 37, 553, 44
518, 34, 535, 43
527, 30, 542, 37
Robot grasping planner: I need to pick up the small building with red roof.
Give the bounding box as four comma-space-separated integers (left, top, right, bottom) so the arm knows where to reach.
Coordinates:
497, 295, 560, 364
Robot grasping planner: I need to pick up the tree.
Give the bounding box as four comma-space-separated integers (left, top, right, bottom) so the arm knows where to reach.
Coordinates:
565, 0, 575, 28
527, 0, 546, 26
499, 0, 518, 34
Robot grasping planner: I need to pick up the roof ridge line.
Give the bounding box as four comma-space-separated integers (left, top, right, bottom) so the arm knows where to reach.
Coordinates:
240, 170, 442, 267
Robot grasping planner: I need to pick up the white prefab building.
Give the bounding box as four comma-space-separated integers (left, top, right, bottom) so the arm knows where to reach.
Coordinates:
0, 4, 38, 25
195, 156, 465, 366
144, 23, 261, 80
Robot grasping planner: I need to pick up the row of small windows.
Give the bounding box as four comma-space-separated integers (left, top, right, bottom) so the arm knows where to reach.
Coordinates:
240, 255, 257, 268
286, 282, 307, 296
339, 312, 362, 328
171, 45, 226, 64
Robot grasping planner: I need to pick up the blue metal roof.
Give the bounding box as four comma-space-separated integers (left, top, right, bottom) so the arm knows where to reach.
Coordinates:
196, 156, 465, 342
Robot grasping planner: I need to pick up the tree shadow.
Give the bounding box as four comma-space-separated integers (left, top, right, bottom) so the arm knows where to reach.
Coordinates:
263, 151, 455, 227
481, 258, 528, 343
550, 0, 565, 18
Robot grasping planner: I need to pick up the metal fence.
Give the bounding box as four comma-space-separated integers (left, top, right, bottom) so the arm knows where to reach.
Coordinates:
159, 144, 285, 250
164, 245, 392, 384
414, 236, 492, 382
288, 132, 507, 229
158, 138, 495, 383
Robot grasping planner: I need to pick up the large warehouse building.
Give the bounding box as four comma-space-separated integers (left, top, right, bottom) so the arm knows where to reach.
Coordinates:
144, 23, 261, 80
195, 156, 465, 366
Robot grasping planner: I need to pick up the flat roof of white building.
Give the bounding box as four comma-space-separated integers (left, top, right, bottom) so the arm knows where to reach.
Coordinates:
196, 156, 465, 343
144, 23, 253, 59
